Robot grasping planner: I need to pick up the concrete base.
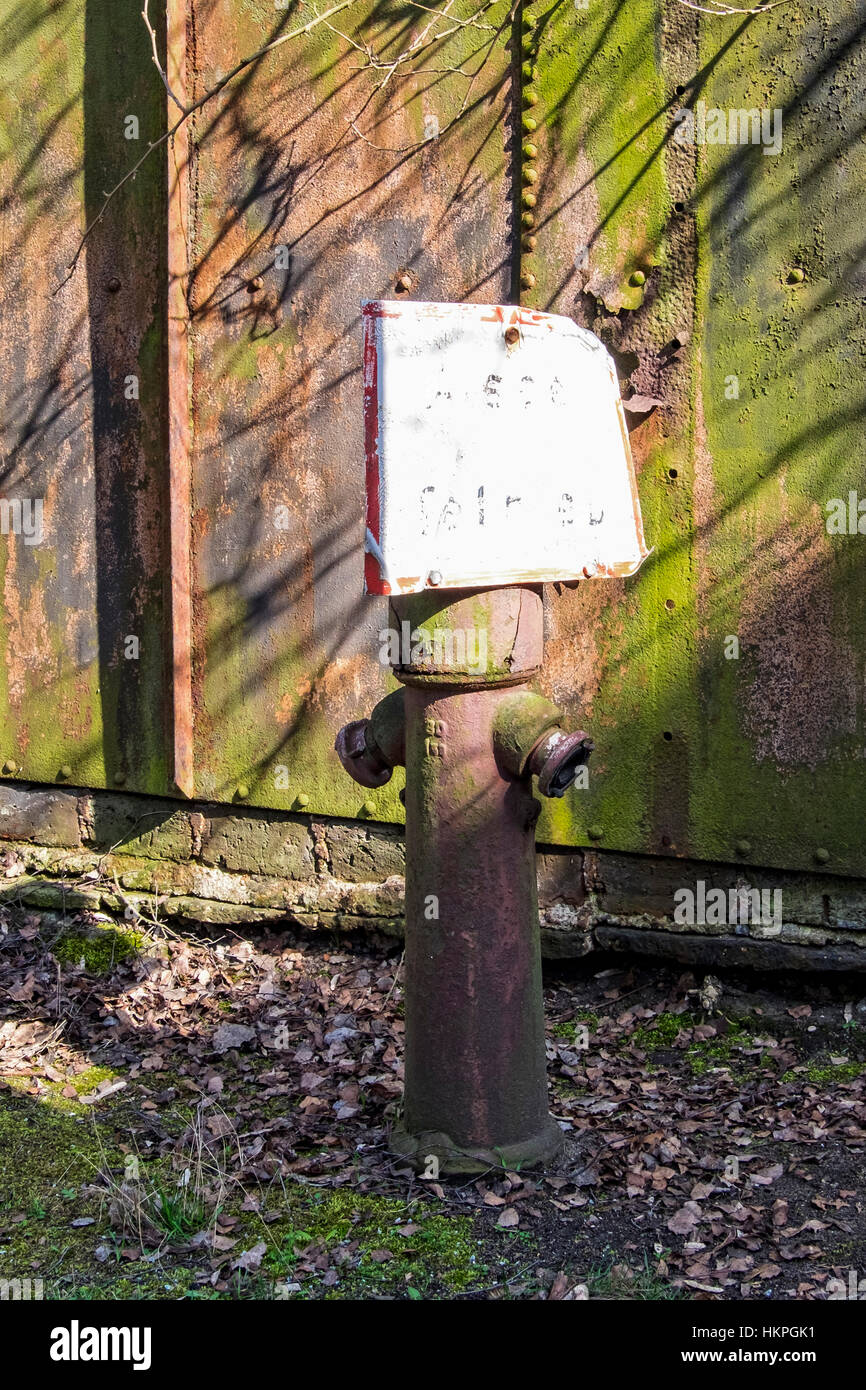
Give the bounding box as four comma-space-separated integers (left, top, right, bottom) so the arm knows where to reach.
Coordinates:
390, 1116, 564, 1176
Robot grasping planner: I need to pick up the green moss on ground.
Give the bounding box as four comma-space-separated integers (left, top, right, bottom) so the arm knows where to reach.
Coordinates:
265, 1188, 483, 1297
51, 924, 142, 972
551, 1010, 599, 1042
782, 1061, 866, 1085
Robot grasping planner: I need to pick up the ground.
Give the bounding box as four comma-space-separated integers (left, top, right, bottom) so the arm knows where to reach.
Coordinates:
1, 898, 865, 1301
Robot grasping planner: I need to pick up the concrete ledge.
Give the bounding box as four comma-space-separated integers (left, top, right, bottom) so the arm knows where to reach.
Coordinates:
595, 925, 866, 973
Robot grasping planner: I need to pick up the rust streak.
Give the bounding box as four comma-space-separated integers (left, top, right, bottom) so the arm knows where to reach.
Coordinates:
167, 0, 194, 797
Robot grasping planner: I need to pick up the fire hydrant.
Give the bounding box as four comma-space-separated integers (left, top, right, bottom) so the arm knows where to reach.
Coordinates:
335, 583, 592, 1173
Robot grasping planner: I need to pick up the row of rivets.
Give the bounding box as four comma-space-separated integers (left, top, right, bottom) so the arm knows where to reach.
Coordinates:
232, 788, 375, 815
519, 11, 538, 296
584, 829, 832, 867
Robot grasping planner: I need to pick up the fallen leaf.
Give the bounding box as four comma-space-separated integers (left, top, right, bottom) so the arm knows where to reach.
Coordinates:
751, 1164, 784, 1186
232, 1242, 267, 1272
668, 1206, 700, 1236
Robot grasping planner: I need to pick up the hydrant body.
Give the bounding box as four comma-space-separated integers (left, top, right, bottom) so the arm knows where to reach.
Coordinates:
336, 585, 592, 1173
398, 679, 560, 1170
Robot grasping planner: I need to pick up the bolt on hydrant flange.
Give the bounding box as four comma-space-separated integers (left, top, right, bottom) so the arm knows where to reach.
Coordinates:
335, 585, 593, 1174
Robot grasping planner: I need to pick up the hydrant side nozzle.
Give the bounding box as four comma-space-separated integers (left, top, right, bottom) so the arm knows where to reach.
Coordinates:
492, 691, 593, 797
529, 728, 594, 798
367, 687, 406, 770
334, 689, 406, 789
334, 719, 392, 788
492, 692, 563, 779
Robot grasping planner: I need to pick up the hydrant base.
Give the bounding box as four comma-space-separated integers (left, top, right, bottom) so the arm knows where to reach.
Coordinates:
390, 1117, 564, 1176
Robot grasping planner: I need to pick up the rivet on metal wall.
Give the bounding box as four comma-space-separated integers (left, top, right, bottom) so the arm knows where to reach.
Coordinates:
236, 783, 250, 799
814, 847, 830, 864
247, 276, 264, 292
521, 270, 536, 289
106, 277, 121, 293
522, 115, 537, 133
735, 839, 751, 856
427, 569, 442, 586
504, 326, 521, 347
363, 799, 376, 815
59, 765, 72, 779
786, 267, 806, 285
588, 825, 604, 841
629, 270, 646, 287
396, 272, 413, 292
113, 771, 126, 785
296, 793, 310, 808
3, 759, 17, 774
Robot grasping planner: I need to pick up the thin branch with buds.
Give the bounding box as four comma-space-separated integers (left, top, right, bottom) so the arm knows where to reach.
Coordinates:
58, 0, 362, 288
142, 0, 186, 113
59, 0, 505, 290
674, 0, 787, 14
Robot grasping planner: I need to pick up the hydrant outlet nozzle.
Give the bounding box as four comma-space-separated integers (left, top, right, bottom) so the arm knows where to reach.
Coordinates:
493, 691, 593, 797
528, 727, 594, 798
334, 689, 406, 788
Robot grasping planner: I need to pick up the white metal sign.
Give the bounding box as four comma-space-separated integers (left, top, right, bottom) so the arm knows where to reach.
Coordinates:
362, 299, 648, 595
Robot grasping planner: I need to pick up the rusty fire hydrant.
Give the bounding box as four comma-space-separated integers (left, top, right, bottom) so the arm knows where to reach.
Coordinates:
335, 584, 592, 1173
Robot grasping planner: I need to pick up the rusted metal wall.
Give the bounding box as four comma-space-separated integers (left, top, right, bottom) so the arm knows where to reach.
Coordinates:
0, 0, 170, 794
2, 0, 865, 880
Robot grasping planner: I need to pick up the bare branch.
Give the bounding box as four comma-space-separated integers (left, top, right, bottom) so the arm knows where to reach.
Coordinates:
142, 0, 187, 114
348, 0, 509, 154
58, 0, 361, 288
674, 0, 788, 14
